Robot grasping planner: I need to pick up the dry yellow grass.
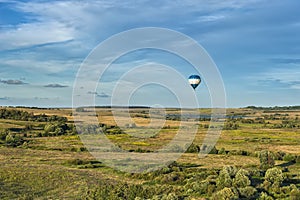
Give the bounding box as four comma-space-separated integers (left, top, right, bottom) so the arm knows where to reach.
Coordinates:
178, 153, 259, 168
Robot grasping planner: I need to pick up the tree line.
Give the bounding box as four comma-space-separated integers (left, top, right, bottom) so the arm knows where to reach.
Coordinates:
0, 108, 67, 122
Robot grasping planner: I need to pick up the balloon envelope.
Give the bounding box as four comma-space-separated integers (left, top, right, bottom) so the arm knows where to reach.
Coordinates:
188, 75, 201, 89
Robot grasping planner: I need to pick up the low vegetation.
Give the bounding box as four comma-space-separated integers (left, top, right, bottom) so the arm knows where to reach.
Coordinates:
0, 106, 299, 199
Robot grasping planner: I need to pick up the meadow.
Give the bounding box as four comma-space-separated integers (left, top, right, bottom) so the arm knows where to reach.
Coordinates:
0, 106, 299, 199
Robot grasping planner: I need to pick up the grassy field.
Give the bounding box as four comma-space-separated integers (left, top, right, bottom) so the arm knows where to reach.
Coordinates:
0, 106, 299, 199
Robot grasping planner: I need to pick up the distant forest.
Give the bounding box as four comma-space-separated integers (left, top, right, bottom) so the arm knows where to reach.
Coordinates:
246, 106, 300, 110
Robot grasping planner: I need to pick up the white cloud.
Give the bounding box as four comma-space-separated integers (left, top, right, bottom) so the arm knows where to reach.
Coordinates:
254, 67, 300, 90
0, 0, 267, 52
0, 21, 74, 50
3, 0, 298, 107
0, 55, 79, 74
194, 15, 225, 23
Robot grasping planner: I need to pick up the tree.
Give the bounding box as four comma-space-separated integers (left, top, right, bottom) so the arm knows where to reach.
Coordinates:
290, 188, 300, 200
218, 147, 226, 155
238, 186, 257, 199
258, 192, 274, 200
264, 167, 284, 186
5, 133, 24, 147
259, 150, 275, 170
0, 129, 9, 140
44, 123, 56, 133
212, 187, 238, 200
161, 193, 179, 200
233, 169, 251, 188
185, 143, 199, 153
216, 166, 237, 189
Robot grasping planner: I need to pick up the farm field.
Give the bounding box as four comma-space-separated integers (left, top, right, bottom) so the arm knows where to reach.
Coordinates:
0, 106, 299, 199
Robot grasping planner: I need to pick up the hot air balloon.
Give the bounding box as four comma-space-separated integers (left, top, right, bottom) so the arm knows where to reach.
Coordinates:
188, 75, 201, 90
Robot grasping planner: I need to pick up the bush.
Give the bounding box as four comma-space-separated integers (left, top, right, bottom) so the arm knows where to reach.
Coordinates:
238, 186, 257, 198
258, 192, 274, 200
209, 146, 218, 154
296, 156, 300, 163
228, 150, 249, 156
161, 192, 179, 200
290, 188, 300, 200
259, 150, 275, 170
218, 147, 227, 155
273, 151, 286, 160
185, 143, 199, 153
44, 123, 69, 136
78, 147, 87, 152
195, 180, 210, 194
0, 129, 9, 140
283, 154, 296, 162
233, 169, 251, 188
224, 122, 239, 130
216, 166, 237, 189
199, 144, 218, 154
264, 167, 284, 187
106, 127, 122, 135
67, 158, 86, 165
207, 184, 216, 196
5, 133, 24, 147
212, 187, 238, 200
224, 166, 238, 177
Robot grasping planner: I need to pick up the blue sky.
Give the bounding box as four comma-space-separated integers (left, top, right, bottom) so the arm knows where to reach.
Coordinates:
0, 0, 299, 108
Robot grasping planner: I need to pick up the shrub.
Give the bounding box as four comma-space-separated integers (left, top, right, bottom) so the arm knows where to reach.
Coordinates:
273, 151, 286, 160
199, 144, 218, 154
224, 166, 238, 177
259, 150, 275, 170
258, 192, 274, 200
70, 147, 77, 152
161, 192, 179, 200
44, 123, 69, 136
106, 127, 122, 135
238, 186, 257, 198
296, 156, 300, 163
264, 167, 284, 187
197, 180, 210, 194
185, 143, 200, 153
216, 166, 236, 189
207, 184, 216, 196
233, 169, 251, 188
67, 158, 86, 165
228, 150, 249, 156
5, 133, 24, 147
290, 188, 300, 200
212, 187, 238, 200
283, 154, 296, 162
209, 146, 218, 154
218, 147, 226, 155
0, 130, 8, 140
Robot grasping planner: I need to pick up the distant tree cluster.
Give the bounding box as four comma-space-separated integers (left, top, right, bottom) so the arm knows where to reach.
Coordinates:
0, 108, 67, 122
38, 122, 75, 137
74, 123, 123, 135
223, 121, 239, 130
272, 120, 300, 129
259, 150, 275, 170
246, 105, 300, 110
0, 129, 24, 147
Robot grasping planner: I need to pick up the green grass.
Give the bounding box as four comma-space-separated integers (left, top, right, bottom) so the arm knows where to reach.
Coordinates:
0, 107, 299, 199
